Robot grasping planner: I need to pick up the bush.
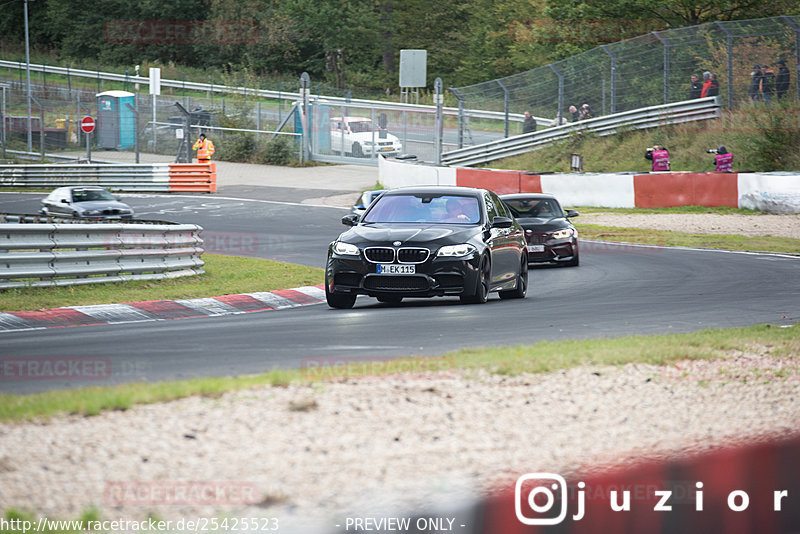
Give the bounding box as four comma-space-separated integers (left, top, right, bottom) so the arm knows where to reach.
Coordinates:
218, 134, 256, 162
254, 136, 296, 165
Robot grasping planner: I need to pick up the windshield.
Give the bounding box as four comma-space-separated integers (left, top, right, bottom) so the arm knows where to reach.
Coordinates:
363, 194, 481, 224
71, 189, 116, 202
503, 198, 563, 218
348, 120, 373, 133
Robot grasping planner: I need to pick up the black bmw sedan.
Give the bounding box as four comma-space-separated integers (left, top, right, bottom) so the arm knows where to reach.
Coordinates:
326, 186, 528, 309
500, 193, 580, 267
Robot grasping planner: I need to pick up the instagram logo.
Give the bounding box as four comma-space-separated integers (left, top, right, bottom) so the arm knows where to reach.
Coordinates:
515, 473, 568, 525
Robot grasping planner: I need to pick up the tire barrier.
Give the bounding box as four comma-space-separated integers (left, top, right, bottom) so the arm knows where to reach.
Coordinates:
379, 157, 800, 213
0, 214, 204, 288
0, 163, 217, 193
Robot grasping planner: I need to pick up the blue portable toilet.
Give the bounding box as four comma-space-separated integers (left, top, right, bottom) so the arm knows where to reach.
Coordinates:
96, 91, 135, 149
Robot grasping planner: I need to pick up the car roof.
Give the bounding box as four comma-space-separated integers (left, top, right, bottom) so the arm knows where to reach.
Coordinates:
383, 186, 486, 198
499, 193, 559, 201
51, 186, 106, 193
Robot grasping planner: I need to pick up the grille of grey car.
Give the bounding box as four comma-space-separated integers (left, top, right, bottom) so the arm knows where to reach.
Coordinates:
364, 276, 429, 291
397, 248, 429, 264
364, 247, 395, 263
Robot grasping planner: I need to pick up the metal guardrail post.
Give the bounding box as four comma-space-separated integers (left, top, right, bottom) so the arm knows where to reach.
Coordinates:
601, 45, 617, 114
497, 79, 510, 138
781, 15, 800, 102
549, 64, 564, 125
434, 78, 443, 165
715, 22, 734, 110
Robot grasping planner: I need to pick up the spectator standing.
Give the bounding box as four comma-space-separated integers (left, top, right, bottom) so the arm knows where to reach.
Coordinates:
644, 145, 670, 172
748, 65, 763, 102
579, 103, 596, 120
714, 146, 733, 172
700, 71, 712, 97
761, 64, 776, 105
192, 133, 215, 163
776, 60, 790, 100
569, 105, 580, 122
689, 74, 703, 99
522, 111, 537, 134
707, 73, 719, 97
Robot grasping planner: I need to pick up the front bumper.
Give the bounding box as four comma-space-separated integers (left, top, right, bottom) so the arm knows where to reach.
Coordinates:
526, 237, 578, 263
327, 253, 481, 298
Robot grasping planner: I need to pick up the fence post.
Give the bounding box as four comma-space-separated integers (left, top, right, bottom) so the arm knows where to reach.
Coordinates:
715, 22, 734, 110
300, 72, 310, 163
653, 31, 670, 104
450, 87, 465, 149
781, 15, 800, 102
497, 79, 510, 138
126, 98, 140, 164
549, 64, 564, 125
601, 45, 617, 114
434, 77, 443, 164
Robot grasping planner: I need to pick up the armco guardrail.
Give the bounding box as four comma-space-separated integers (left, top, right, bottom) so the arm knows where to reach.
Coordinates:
0, 213, 204, 289
0, 163, 217, 192
441, 97, 722, 167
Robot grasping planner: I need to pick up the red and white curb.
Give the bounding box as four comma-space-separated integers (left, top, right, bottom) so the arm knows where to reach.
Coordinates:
0, 285, 326, 332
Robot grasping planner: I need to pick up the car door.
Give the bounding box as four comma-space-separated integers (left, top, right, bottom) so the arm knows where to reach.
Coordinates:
483, 192, 516, 285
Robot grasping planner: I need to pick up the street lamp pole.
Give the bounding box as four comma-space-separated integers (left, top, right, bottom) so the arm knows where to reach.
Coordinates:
24, 0, 33, 153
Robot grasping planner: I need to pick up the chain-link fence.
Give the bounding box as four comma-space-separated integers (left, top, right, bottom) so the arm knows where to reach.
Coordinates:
451, 15, 800, 127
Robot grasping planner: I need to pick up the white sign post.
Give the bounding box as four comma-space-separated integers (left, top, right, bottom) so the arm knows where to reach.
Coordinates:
150, 68, 161, 152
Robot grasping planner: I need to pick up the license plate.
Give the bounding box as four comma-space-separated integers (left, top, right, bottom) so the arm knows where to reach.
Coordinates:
527, 245, 545, 253
380, 147, 393, 152
377, 264, 415, 274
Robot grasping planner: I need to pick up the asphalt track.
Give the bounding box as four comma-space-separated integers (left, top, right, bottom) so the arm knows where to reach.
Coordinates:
1, 192, 799, 395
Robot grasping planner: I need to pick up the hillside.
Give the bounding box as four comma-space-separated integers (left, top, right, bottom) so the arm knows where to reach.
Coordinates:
489, 103, 800, 173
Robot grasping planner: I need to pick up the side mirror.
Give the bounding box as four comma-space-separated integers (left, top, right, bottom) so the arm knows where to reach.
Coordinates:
565, 209, 580, 218
341, 214, 359, 226
491, 216, 513, 229
61, 199, 70, 204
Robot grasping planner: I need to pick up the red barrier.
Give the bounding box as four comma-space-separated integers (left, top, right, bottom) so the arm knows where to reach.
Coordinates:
168, 163, 217, 193
456, 168, 521, 194
520, 174, 542, 193
633, 172, 738, 208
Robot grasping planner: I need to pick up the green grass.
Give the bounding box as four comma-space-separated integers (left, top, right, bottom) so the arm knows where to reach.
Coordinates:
575, 224, 800, 254
0, 254, 324, 311
0, 323, 796, 423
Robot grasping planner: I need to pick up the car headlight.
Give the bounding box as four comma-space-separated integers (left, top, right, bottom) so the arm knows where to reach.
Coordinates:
84, 209, 102, 215
550, 229, 574, 239
332, 241, 360, 256
363, 141, 374, 146
437, 244, 476, 257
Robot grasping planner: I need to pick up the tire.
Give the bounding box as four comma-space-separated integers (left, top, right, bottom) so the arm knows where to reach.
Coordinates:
564, 252, 580, 267
352, 142, 364, 158
461, 255, 490, 304
564, 244, 580, 267
499, 255, 528, 299
376, 295, 403, 304
325, 275, 356, 309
